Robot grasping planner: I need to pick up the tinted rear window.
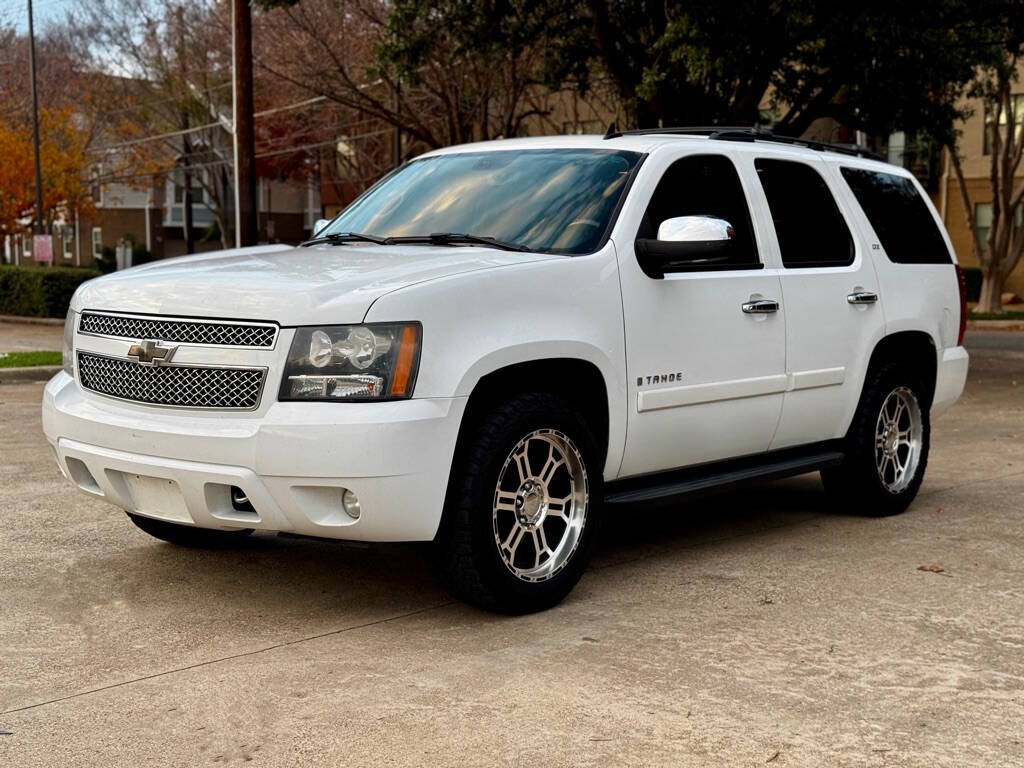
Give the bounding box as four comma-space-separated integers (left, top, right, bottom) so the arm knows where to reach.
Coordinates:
840, 168, 952, 264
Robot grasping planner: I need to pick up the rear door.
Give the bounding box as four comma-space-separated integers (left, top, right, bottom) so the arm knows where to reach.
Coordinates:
749, 156, 885, 449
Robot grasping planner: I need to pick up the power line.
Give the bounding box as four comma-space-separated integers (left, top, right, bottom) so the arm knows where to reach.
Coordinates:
91, 127, 392, 185
88, 121, 225, 153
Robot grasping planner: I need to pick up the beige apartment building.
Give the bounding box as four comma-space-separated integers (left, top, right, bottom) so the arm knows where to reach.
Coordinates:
934, 60, 1024, 299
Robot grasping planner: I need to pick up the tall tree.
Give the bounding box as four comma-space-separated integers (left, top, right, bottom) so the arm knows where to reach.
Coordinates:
73, 0, 237, 248
563, 0, 1005, 138
948, 21, 1024, 313
0, 109, 95, 236
253, 0, 604, 151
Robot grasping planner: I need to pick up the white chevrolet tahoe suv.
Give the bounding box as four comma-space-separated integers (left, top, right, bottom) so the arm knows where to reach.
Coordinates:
43, 128, 970, 613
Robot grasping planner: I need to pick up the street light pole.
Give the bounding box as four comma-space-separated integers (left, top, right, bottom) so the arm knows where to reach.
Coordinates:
27, 0, 44, 235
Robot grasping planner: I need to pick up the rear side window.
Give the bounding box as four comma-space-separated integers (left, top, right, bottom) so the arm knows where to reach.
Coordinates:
755, 159, 854, 268
839, 168, 952, 264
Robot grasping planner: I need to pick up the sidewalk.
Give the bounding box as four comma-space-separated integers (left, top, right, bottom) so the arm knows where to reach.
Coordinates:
0, 320, 63, 354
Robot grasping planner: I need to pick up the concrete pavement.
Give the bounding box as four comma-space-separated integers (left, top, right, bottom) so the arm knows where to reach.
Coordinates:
1, 331, 1022, 766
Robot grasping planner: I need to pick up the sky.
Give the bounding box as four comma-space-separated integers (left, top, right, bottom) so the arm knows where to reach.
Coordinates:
0, 0, 75, 33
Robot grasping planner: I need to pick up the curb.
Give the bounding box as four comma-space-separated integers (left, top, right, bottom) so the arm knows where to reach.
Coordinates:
966, 320, 1024, 332
0, 314, 64, 326
0, 365, 61, 384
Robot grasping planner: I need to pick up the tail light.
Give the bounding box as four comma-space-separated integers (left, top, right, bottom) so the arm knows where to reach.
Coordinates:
955, 265, 967, 345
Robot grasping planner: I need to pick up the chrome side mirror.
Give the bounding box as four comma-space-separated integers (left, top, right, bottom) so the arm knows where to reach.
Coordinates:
657, 215, 734, 243
636, 215, 736, 279
312, 218, 331, 237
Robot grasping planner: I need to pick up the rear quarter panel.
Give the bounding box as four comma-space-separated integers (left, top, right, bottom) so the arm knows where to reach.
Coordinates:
824, 157, 962, 352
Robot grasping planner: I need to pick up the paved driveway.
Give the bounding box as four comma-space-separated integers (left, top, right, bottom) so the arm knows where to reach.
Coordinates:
0, 321, 62, 354
1, 333, 1022, 766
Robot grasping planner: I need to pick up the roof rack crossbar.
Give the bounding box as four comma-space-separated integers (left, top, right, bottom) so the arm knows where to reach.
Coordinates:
603, 125, 884, 162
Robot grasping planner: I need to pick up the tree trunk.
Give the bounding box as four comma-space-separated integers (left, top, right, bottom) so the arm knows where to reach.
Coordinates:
977, 270, 1005, 313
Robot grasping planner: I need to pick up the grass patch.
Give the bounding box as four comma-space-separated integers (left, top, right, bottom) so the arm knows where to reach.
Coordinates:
968, 310, 1024, 321
0, 350, 63, 368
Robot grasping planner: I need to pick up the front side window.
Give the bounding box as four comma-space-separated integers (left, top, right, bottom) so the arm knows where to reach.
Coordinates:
755, 159, 854, 268
637, 154, 760, 268
840, 167, 951, 265
323, 149, 643, 255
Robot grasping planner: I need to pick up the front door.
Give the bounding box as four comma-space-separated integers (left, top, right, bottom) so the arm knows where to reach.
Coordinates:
615, 152, 787, 478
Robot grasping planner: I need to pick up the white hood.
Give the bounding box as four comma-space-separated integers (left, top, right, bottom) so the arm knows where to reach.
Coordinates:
72, 243, 557, 325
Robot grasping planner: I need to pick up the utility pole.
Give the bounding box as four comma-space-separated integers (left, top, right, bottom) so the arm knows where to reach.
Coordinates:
232, 0, 258, 247
177, 5, 194, 254
392, 79, 401, 168
27, 0, 44, 235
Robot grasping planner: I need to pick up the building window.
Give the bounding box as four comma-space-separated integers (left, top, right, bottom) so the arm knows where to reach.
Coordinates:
91, 227, 102, 260
62, 227, 74, 259
173, 169, 205, 205
983, 94, 1024, 155
975, 202, 1023, 252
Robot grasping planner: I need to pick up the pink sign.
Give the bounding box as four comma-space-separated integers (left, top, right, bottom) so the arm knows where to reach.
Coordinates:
33, 235, 53, 264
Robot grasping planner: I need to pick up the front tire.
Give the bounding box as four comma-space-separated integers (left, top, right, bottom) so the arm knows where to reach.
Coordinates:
127, 512, 254, 547
434, 393, 603, 614
822, 362, 930, 516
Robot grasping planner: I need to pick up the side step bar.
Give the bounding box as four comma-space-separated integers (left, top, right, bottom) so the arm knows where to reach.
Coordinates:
604, 448, 845, 506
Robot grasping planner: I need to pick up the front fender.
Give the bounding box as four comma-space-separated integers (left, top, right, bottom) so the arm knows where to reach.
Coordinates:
363, 246, 628, 479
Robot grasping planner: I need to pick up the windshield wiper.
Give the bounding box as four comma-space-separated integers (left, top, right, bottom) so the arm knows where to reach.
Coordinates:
385, 232, 530, 252
302, 231, 389, 246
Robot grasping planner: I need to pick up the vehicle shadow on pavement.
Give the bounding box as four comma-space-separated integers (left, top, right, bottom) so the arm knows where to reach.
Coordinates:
102, 473, 830, 614
590, 473, 829, 571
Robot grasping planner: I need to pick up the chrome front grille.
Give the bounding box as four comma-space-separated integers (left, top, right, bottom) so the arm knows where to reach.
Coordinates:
77, 352, 266, 410
79, 312, 277, 348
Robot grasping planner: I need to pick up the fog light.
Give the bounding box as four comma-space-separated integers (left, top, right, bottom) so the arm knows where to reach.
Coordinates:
342, 488, 361, 520
231, 486, 255, 513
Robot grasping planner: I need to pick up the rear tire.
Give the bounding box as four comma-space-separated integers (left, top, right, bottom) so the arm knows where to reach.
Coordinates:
822, 362, 930, 516
127, 512, 254, 547
433, 393, 603, 614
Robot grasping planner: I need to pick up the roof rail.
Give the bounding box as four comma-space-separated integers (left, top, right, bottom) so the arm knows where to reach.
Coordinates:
603, 125, 885, 162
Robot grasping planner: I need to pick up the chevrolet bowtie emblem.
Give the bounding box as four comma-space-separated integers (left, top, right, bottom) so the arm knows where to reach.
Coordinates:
127, 339, 177, 366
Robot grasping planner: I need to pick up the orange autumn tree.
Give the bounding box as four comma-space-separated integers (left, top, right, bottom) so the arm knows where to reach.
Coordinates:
0, 108, 94, 237
0, 121, 33, 236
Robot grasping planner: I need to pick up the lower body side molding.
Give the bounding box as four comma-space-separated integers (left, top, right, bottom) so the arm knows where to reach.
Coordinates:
604, 442, 845, 506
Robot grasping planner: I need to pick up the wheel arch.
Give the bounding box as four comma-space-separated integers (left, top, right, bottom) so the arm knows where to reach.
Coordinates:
865, 330, 938, 408
458, 356, 614, 475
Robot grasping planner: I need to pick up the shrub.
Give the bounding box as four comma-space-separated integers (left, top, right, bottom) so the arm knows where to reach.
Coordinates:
0, 265, 101, 318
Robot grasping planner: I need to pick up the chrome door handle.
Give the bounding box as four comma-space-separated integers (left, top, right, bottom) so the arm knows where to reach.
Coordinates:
847, 290, 879, 305
742, 298, 780, 314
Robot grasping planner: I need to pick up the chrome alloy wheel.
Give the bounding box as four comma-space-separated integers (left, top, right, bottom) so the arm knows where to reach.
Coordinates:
875, 386, 923, 493
492, 429, 589, 583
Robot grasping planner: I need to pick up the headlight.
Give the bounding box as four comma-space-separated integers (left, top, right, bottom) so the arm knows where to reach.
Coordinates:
62, 309, 76, 377
280, 323, 421, 401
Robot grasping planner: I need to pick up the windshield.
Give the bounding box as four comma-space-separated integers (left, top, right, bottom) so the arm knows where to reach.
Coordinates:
322, 149, 643, 254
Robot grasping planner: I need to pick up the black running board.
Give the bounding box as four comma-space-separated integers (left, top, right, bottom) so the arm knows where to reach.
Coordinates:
604, 444, 845, 506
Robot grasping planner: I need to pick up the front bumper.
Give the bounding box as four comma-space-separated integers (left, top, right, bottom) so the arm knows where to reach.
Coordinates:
42, 372, 466, 541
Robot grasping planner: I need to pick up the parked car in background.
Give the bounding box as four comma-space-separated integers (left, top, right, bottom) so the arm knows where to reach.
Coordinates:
43, 128, 969, 613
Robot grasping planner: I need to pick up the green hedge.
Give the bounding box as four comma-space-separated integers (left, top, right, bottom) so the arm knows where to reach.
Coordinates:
0, 265, 101, 318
